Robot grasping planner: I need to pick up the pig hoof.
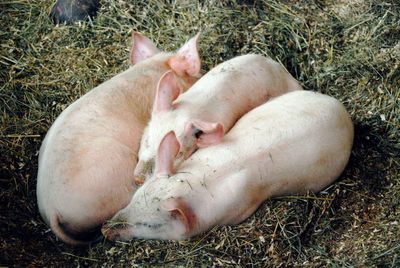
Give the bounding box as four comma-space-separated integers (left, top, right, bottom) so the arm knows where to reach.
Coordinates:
50, 0, 101, 25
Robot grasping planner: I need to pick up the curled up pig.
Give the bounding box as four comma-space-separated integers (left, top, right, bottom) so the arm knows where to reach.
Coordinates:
134, 54, 303, 184
102, 90, 354, 241
36, 32, 202, 245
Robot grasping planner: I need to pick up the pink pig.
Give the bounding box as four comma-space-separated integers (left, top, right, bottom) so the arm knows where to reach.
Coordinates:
134, 54, 303, 183
36, 32, 202, 245
102, 90, 354, 241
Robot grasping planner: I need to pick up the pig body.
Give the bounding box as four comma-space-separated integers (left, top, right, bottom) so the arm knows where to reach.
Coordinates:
36, 33, 202, 245
103, 90, 354, 241
135, 54, 302, 181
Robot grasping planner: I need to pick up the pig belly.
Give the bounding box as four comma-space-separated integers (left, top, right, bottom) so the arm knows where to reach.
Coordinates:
65, 136, 137, 219
37, 119, 143, 236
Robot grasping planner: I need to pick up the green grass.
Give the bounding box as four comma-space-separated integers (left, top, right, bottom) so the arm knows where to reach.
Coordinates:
1, 0, 399, 266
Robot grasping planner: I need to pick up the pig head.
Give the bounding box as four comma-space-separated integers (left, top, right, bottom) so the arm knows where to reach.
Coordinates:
102, 90, 354, 241
36, 32, 202, 245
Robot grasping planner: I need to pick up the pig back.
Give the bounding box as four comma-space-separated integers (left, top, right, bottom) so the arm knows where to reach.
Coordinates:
177, 54, 302, 126
223, 90, 353, 196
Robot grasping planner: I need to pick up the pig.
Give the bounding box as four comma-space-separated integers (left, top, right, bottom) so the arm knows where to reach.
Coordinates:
102, 90, 354, 241
134, 54, 303, 183
36, 32, 202, 245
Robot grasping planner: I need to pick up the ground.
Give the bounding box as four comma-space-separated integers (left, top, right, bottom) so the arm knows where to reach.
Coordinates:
0, 0, 399, 267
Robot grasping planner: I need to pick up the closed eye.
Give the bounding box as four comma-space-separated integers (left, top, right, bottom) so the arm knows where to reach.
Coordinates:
134, 221, 164, 230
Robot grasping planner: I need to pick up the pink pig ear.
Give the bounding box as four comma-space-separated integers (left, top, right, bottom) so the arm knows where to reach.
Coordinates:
161, 198, 197, 234
167, 32, 201, 77
185, 119, 224, 148
130, 32, 160, 65
155, 131, 180, 176
154, 70, 181, 113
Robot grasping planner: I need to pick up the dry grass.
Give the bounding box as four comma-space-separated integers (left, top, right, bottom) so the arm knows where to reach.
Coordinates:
1, 0, 399, 266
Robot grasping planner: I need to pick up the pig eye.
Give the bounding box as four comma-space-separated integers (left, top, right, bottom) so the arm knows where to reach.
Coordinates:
193, 128, 203, 139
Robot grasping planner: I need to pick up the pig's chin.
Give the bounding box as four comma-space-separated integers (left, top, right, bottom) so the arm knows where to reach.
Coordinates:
130, 220, 187, 241
103, 219, 188, 241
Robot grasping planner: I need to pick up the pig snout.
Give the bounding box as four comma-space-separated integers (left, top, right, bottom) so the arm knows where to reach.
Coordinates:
101, 218, 133, 242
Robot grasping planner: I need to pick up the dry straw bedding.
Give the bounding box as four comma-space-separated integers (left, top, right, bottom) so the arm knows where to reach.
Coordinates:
0, 0, 399, 266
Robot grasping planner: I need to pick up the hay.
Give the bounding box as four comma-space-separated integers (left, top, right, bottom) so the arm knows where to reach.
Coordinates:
1, 0, 399, 266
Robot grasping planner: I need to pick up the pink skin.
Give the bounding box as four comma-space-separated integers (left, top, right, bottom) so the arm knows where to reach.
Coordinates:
36, 32, 202, 245
134, 54, 303, 183
102, 91, 354, 241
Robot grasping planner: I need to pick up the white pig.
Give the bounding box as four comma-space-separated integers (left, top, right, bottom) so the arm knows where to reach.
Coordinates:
134, 54, 303, 183
102, 90, 354, 241
36, 32, 202, 245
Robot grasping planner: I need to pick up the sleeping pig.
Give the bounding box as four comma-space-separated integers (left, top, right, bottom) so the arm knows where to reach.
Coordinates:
36, 32, 202, 245
134, 54, 303, 183
102, 90, 354, 241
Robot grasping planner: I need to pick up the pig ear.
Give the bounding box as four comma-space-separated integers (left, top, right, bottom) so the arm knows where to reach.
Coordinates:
154, 70, 181, 113
155, 131, 180, 176
161, 198, 196, 234
167, 32, 201, 77
185, 119, 224, 148
130, 32, 160, 65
